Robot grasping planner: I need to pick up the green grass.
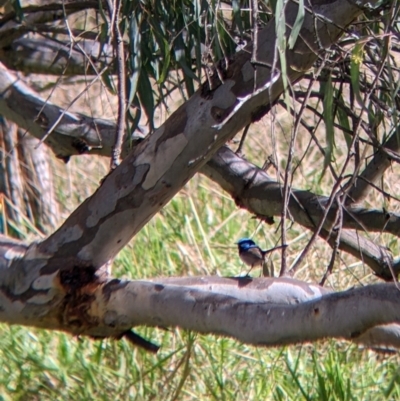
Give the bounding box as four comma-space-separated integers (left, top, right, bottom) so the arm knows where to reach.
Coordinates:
0, 325, 399, 400
1, 173, 400, 400
3, 82, 400, 399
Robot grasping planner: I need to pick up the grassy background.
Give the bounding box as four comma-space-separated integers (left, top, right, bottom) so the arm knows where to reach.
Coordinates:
1, 77, 400, 399
1, 161, 400, 400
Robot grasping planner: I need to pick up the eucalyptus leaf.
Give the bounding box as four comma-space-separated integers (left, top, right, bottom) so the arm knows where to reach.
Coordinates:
288, 0, 304, 49
138, 69, 155, 130
320, 73, 335, 181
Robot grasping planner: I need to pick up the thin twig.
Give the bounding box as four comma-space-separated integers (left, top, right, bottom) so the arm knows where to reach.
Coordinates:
320, 196, 343, 286
288, 105, 364, 275
34, 1, 109, 148
235, 124, 250, 155
279, 59, 327, 277
212, 71, 280, 130
343, 31, 391, 203
108, 0, 126, 170
251, 0, 259, 91
288, 178, 344, 275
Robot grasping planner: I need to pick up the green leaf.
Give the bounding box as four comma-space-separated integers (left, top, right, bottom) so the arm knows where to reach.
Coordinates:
275, 0, 286, 50
275, 0, 291, 110
101, 70, 116, 94
216, 17, 236, 56
11, 0, 23, 21
320, 73, 335, 181
157, 38, 171, 84
98, 0, 109, 33
148, 16, 171, 83
350, 42, 365, 106
174, 34, 198, 81
138, 69, 155, 130
288, 0, 305, 49
128, 13, 142, 107
336, 93, 352, 150
232, 0, 244, 36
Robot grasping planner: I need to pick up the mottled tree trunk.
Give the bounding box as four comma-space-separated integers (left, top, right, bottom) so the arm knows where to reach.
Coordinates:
0, 0, 397, 351
17, 129, 59, 231
0, 119, 59, 236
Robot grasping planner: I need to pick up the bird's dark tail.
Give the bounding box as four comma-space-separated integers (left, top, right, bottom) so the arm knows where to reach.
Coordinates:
262, 244, 288, 257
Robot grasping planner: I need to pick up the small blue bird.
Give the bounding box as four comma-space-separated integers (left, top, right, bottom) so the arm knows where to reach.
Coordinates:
236, 238, 286, 275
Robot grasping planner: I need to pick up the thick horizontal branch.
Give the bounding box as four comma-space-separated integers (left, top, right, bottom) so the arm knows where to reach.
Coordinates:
0, 62, 133, 161
0, 1, 100, 36
201, 146, 400, 278
202, 147, 400, 237
96, 278, 400, 348
0, 36, 115, 76
0, 244, 399, 349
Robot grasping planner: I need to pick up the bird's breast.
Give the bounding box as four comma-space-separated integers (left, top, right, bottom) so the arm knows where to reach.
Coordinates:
239, 247, 264, 266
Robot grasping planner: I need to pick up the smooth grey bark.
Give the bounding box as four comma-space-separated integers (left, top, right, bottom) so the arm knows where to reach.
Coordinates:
17, 129, 59, 231
0, 237, 398, 348
1, 0, 398, 350
93, 279, 400, 348
0, 62, 121, 161
347, 128, 400, 204
0, 35, 115, 76
0, 120, 59, 234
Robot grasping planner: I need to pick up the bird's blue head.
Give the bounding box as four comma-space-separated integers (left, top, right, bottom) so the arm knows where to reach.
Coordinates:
236, 238, 257, 251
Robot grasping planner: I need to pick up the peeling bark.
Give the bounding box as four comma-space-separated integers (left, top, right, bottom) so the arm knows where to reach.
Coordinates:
0, 120, 59, 234
17, 130, 59, 231
0, 243, 398, 349
0, 0, 396, 350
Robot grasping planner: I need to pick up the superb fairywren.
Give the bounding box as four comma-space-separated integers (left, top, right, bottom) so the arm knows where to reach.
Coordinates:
236, 238, 286, 275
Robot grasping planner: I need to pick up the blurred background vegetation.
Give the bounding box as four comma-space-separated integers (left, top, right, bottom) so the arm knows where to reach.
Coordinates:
1, 148, 400, 400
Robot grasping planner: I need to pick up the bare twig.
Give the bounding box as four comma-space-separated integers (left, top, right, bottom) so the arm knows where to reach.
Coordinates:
280, 59, 327, 276
235, 124, 250, 155
320, 196, 343, 286
343, 31, 392, 203
108, 0, 126, 170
